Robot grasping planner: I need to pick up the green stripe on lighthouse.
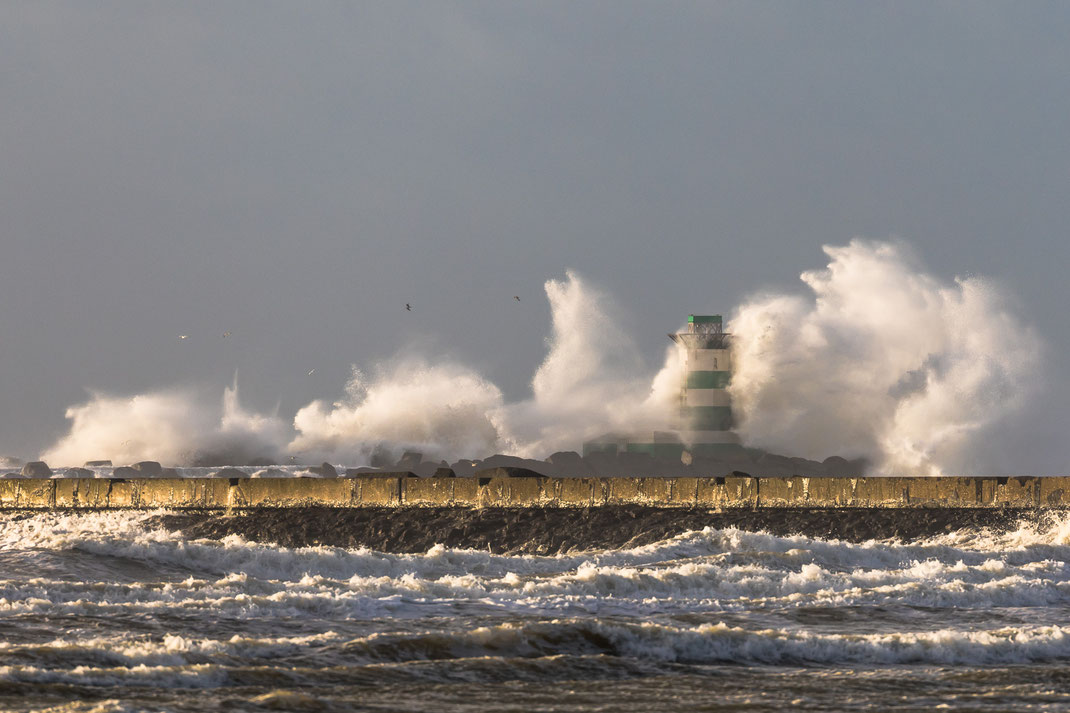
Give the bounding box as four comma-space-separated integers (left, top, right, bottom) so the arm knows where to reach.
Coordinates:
685, 370, 731, 389
681, 406, 734, 431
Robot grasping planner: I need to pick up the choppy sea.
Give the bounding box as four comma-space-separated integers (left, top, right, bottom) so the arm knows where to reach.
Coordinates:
2, 510, 1070, 712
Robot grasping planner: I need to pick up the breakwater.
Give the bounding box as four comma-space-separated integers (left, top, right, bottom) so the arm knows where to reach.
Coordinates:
1, 473, 1068, 509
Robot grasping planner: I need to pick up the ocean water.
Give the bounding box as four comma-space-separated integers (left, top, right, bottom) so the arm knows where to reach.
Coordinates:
2, 512, 1070, 712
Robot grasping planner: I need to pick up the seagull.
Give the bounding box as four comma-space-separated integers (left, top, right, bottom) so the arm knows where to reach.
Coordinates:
514, 295, 520, 302
179, 335, 189, 340
405, 303, 412, 311
222, 331, 231, 338
307, 369, 315, 376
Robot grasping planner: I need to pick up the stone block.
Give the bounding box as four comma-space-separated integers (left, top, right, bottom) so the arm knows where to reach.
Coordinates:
994, 477, 1039, 507
19, 479, 55, 508
506, 477, 544, 505
53, 479, 78, 508
357, 477, 401, 506
71, 479, 106, 508
606, 478, 643, 505
724, 476, 757, 506
805, 477, 848, 506
450, 478, 481, 505
551, 478, 596, 507
1039, 477, 1070, 507
139, 479, 178, 507
638, 478, 672, 504
235, 478, 352, 507
668, 477, 699, 506
403, 478, 454, 506
106, 480, 138, 507
0, 480, 20, 507
758, 477, 797, 506
477, 478, 510, 507
695, 477, 726, 506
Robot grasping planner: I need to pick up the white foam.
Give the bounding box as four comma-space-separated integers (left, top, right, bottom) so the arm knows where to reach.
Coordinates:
4, 511, 1070, 681
336, 618, 1070, 667
3, 512, 1070, 625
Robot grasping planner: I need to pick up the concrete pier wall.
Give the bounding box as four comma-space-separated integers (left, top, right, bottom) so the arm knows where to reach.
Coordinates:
0, 474, 1068, 510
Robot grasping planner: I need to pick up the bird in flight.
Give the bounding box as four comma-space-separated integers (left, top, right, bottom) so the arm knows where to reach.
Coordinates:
307, 369, 316, 376
405, 303, 412, 311
222, 331, 231, 338
514, 295, 520, 302
179, 335, 189, 340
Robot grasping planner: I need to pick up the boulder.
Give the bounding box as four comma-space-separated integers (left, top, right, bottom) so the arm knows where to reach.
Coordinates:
112, 466, 139, 478
395, 451, 423, 471
822, 455, 868, 477
412, 460, 452, 478
130, 461, 163, 476
449, 459, 483, 477
789, 457, 828, 477
213, 467, 249, 479
62, 467, 94, 478
433, 467, 456, 478
21, 461, 52, 478
545, 451, 594, 477
753, 453, 796, 476
84, 460, 112, 467
479, 454, 559, 476
308, 462, 338, 478
368, 447, 395, 469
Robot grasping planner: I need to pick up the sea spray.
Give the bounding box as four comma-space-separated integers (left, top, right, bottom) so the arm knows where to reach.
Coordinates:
40, 271, 680, 466
41, 379, 287, 467
37, 243, 1041, 471
729, 240, 1042, 475
289, 360, 505, 464
493, 270, 684, 457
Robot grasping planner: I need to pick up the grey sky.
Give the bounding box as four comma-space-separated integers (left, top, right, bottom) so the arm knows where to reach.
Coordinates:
2, 2, 1068, 465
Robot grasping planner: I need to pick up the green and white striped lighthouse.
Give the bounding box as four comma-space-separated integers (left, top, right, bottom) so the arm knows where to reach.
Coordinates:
668, 315, 741, 455
581, 313, 741, 460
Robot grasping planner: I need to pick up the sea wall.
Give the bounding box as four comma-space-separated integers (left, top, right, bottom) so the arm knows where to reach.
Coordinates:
1, 474, 1068, 509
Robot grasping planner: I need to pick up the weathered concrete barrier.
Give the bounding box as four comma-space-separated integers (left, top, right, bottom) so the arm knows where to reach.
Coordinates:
0, 475, 1067, 510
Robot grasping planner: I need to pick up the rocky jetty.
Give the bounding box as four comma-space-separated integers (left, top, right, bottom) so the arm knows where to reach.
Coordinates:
148, 505, 1035, 554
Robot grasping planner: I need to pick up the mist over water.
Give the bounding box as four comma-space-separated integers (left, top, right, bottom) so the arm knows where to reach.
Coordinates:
39, 242, 1042, 472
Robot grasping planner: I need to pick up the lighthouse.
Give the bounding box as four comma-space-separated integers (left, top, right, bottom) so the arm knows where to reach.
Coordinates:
581, 313, 742, 460
668, 315, 741, 455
